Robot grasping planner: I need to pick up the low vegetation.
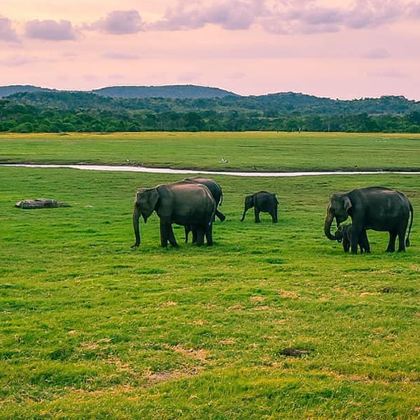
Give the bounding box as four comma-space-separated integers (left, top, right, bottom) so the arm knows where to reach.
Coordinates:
0, 133, 419, 417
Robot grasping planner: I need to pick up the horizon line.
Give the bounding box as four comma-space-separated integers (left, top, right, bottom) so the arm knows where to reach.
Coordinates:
0, 83, 418, 102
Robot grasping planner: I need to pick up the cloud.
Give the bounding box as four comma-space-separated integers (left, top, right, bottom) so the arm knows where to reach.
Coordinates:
92, 10, 143, 34
0, 16, 19, 42
264, 0, 404, 34
363, 48, 390, 59
149, 0, 264, 31
0, 55, 34, 66
369, 69, 408, 78
150, 0, 409, 35
102, 51, 141, 60
25, 20, 76, 40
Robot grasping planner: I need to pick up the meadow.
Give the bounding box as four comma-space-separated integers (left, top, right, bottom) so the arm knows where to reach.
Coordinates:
0, 132, 419, 418
1, 131, 420, 171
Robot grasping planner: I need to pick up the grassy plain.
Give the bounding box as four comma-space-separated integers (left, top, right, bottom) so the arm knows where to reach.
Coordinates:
0, 133, 419, 418
1, 131, 420, 171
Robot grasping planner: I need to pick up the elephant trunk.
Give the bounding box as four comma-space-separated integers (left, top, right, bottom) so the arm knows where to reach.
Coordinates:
240, 205, 248, 222
132, 204, 141, 248
324, 209, 337, 241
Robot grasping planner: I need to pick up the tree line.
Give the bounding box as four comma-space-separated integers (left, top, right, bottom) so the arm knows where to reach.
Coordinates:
1, 91, 420, 133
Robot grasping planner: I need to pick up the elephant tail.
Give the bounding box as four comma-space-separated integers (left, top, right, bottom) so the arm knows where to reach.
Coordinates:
406, 202, 414, 247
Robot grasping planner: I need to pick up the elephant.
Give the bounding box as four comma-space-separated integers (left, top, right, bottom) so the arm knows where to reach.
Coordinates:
241, 191, 279, 223
183, 177, 225, 243
335, 224, 370, 253
324, 186, 413, 254
132, 181, 216, 248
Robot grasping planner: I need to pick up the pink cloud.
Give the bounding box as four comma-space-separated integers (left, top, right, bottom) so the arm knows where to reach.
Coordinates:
92, 10, 143, 34
150, 0, 263, 30
25, 20, 76, 40
363, 48, 390, 59
0, 16, 18, 42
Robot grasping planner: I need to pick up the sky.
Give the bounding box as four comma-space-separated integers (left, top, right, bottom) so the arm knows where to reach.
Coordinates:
0, 0, 420, 99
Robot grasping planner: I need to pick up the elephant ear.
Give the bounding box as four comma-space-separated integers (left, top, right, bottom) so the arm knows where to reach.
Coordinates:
140, 188, 160, 221
343, 196, 352, 213
246, 195, 254, 207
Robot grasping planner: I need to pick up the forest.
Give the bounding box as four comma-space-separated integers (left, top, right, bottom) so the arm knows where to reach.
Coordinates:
1, 90, 420, 133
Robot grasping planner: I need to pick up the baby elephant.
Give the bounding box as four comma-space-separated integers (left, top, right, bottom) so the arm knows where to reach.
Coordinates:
241, 191, 279, 223
335, 224, 370, 253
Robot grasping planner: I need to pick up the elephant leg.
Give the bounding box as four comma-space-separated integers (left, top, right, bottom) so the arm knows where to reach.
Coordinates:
254, 208, 261, 223
271, 207, 278, 223
184, 226, 190, 243
215, 209, 226, 222
343, 239, 350, 253
160, 221, 168, 248
360, 230, 370, 253
195, 229, 205, 246
397, 230, 406, 252
167, 224, 178, 248
192, 228, 198, 244
386, 231, 397, 252
350, 228, 362, 254
205, 223, 213, 246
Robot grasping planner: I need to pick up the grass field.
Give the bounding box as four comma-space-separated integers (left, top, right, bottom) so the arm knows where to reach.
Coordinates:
1, 132, 420, 171
0, 133, 419, 418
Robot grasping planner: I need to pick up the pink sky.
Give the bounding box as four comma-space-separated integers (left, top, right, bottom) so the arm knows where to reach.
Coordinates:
1, 0, 420, 99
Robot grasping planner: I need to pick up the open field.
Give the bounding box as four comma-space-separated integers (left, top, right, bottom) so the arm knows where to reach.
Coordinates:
1, 132, 420, 171
1, 160, 419, 417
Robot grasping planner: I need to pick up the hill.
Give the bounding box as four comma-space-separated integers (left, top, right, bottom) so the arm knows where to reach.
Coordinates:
92, 85, 237, 99
0, 85, 53, 98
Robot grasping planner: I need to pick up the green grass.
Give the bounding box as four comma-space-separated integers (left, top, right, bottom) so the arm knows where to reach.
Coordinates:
1, 131, 420, 171
0, 164, 419, 418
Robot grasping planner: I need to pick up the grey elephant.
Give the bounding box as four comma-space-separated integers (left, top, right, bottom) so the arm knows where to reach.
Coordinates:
132, 181, 216, 248
183, 177, 225, 243
335, 224, 370, 253
324, 186, 413, 254
241, 191, 279, 223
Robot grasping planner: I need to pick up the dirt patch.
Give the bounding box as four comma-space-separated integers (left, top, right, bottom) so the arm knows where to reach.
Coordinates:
160, 301, 178, 307
250, 296, 265, 303
219, 339, 236, 345
145, 367, 202, 385
166, 345, 209, 362
279, 290, 300, 299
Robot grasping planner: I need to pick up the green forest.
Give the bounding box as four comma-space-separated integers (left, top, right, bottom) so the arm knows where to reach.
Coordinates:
1, 91, 420, 133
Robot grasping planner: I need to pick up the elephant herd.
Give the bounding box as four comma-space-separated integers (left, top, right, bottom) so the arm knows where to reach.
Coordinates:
132, 178, 414, 254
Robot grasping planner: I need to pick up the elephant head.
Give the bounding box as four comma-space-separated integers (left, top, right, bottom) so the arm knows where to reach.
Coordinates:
132, 187, 159, 248
240, 194, 254, 222
324, 193, 352, 240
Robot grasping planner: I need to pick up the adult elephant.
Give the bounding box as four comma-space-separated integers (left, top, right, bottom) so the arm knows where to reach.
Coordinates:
132, 181, 216, 248
184, 177, 225, 222
324, 186, 413, 254
241, 191, 279, 223
183, 177, 225, 243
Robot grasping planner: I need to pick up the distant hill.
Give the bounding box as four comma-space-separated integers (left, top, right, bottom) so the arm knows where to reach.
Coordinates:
0, 85, 53, 98
92, 85, 237, 99
0, 84, 237, 99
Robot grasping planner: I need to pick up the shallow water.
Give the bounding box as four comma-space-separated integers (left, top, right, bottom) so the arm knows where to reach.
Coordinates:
2, 163, 420, 177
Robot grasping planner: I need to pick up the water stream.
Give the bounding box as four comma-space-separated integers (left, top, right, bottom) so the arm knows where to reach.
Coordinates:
2, 163, 420, 177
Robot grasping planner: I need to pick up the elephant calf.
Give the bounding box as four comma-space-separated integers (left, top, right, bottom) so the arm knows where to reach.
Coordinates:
335, 224, 370, 253
241, 191, 279, 223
